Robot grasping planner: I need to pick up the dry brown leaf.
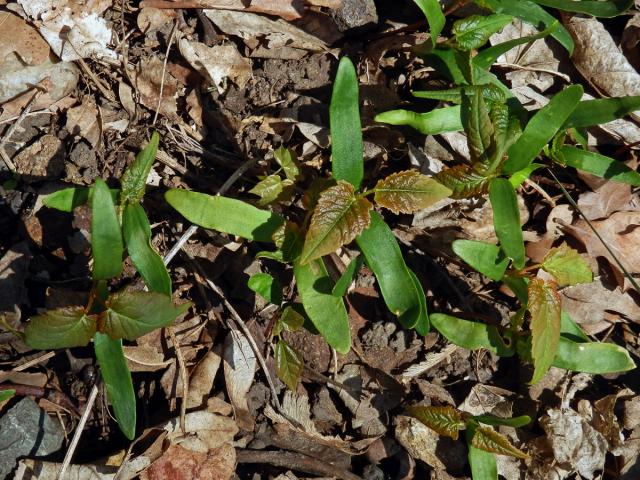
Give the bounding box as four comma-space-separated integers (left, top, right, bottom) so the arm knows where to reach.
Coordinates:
66, 99, 101, 147
186, 346, 222, 409
395, 415, 446, 470
577, 181, 638, 221
223, 330, 256, 431
140, 0, 303, 21
0, 12, 49, 66
137, 7, 176, 33
622, 12, 640, 72
142, 443, 235, 480
123, 345, 172, 372
133, 56, 180, 120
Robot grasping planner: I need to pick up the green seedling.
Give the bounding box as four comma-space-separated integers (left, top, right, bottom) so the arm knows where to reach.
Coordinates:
28, 133, 190, 439
407, 404, 531, 476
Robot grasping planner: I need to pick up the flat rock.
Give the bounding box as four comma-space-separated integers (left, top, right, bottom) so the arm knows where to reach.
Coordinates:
331, 0, 378, 32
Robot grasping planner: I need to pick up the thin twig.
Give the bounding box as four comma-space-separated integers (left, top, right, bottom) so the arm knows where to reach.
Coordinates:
165, 326, 187, 434
57, 383, 99, 480
153, 21, 178, 126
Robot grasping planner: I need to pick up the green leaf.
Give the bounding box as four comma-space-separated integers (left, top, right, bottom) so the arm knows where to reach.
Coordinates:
503, 85, 583, 174
293, 258, 351, 354
273, 305, 305, 337
102, 290, 190, 340
509, 163, 543, 189
540, 243, 592, 286
554, 146, 640, 186
165, 189, 285, 243
474, 414, 532, 428
332, 254, 364, 297
42, 187, 90, 212
564, 96, 640, 129
474, 21, 559, 69
553, 337, 636, 374
489, 178, 525, 269
452, 239, 509, 281
467, 426, 498, 480
406, 405, 466, 440
503, 274, 529, 303
25, 307, 96, 349
531, 0, 633, 17
413, 0, 445, 45
249, 174, 293, 206
248, 272, 283, 305
122, 203, 171, 296
373, 170, 452, 214
274, 146, 299, 181
430, 313, 513, 356
330, 57, 363, 189
476, 0, 574, 53
356, 212, 427, 329
120, 132, 160, 205
94, 332, 136, 440
462, 87, 494, 168
435, 164, 493, 198
0, 389, 15, 402
413, 87, 466, 103
560, 310, 590, 343
528, 278, 561, 384
374, 106, 463, 136
452, 14, 513, 51
409, 269, 430, 335
471, 425, 529, 459
420, 45, 470, 84
275, 339, 304, 391
300, 181, 372, 264
91, 178, 124, 280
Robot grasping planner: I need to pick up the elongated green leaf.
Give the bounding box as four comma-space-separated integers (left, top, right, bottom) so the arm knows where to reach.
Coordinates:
435, 164, 493, 198
102, 290, 190, 340
560, 311, 590, 343
462, 88, 494, 168
471, 425, 529, 459
300, 181, 372, 264
467, 426, 498, 480
474, 21, 558, 69
94, 332, 136, 439
275, 339, 303, 391
553, 337, 635, 374
25, 307, 96, 349
356, 212, 426, 329
503, 275, 529, 304
0, 389, 15, 402
120, 132, 160, 205
249, 174, 293, 206
273, 306, 305, 337
165, 190, 285, 243
503, 85, 583, 173
274, 146, 299, 181
540, 243, 592, 286
489, 178, 525, 269
474, 414, 531, 428
555, 146, 640, 186
509, 163, 543, 188
452, 239, 509, 281
43, 187, 90, 212
476, 0, 574, 53
528, 278, 561, 384
413, 0, 445, 45
564, 96, 640, 129
532, 0, 633, 17
453, 14, 512, 51
409, 270, 430, 335
373, 170, 452, 214
332, 254, 364, 298
430, 313, 513, 356
413, 87, 465, 103
331, 57, 363, 189
406, 405, 466, 440
293, 258, 351, 353
420, 45, 469, 84
123, 203, 171, 296
248, 272, 283, 305
92, 178, 124, 280
375, 106, 463, 135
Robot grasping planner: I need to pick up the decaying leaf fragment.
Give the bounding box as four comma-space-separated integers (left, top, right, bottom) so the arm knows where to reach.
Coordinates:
374, 170, 452, 214
223, 330, 256, 431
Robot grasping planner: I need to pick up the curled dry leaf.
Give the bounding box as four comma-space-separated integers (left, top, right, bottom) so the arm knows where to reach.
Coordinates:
223, 330, 256, 431
66, 98, 101, 147
300, 180, 372, 264
374, 170, 452, 214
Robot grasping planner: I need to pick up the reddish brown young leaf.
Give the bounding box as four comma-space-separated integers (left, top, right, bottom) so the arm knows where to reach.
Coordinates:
373, 170, 452, 214
406, 405, 466, 440
300, 180, 372, 264
471, 425, 530, 459
528, 278, 562, 384
434, 164, 493, 198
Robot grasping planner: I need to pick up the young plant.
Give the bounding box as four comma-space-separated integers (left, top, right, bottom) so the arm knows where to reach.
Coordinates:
26, 133, 190, 439
166, 57, 443, 377
407, 404, 531, 476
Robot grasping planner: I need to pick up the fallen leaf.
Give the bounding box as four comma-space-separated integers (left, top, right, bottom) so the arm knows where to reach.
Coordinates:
140, 0, 303, 21
577, 181, 638, 221
223, 330, 256, 431
137, 7, 176, 33
0, 12, 50, 66
142, 443, 235, 480
133, 56, 180, 120
187, 346, 222, 409
66, 98, 101, 147
395, 415, 446, 470
123, 345, 172, 372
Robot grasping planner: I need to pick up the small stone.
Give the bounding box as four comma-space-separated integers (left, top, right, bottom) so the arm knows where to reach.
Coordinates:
331, 0, 378, 33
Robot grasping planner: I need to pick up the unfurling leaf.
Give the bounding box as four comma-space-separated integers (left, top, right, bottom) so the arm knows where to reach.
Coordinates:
471, 425, 529, 459
248, 272, 283, 305
274, 146, 300, 181
120, 132, 160, 205
300, 181, 372, 264
528, 278, 561, 384
540, 243, 592, 286
435, 164, 493, 198
462, 88, 494, 168
101, 290, 191, 340
25, 307, 96, 349
452, 14, 512, 51
273, 306, 305, 337
374, 170, 452, 214
275, 339, 303, 391
406, 405, 466, 440
249, 174, 293, 206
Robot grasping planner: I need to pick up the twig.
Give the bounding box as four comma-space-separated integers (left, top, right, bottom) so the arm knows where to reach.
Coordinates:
57, 383, 99, 480
235, 449, 362, 480
165, 326, 187, 434
153, 20, 178, 126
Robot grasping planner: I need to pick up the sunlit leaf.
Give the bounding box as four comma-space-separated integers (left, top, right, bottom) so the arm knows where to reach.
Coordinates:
120, 132, 160, 205
564, 96, 640, 129
406, 405, 466, 440
332, 254, 364, 297
273, 305, 305, 337
275, 338, 303, 391
375, 106, 463, 136
42, 187, 90, 212
374, 170, 452, 214
452, 239, 509, 281
509, 163, 542, 189
554, 146, 640, 186
0, 389, 15, 402
474, 414, 532, 428
274, 146, 299, 181
91, 178, 124, 280
489, 178, 525, 269
461, 88, 494, 169
471, 425, 529, 459
25, 307, 96, 349
554, 337, 635, 374
249, 174, 293, 206
540, 243, 592, 287
413, 0, 445, 45
466, 425, 498, 480
430, 313, 514, 356
248, 272, 283, 305
531, 0, 633, 17
101, 290, 190, 340
435, 164, 493, 198
528, 278, 561, 384
560, 310, 590, 343
300, 181, 372, 264
452, 14, 513, 51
